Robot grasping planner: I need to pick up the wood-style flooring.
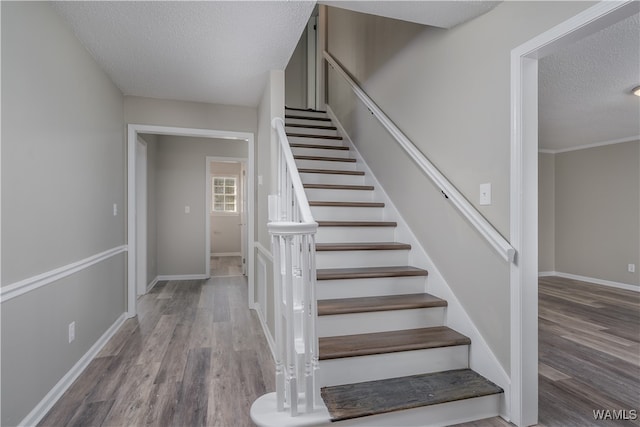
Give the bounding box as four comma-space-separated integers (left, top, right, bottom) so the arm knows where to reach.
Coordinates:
38, 276, 274, 427
455, 276, 639, 427
39, 275, 638, 427
210, 256, 243, 277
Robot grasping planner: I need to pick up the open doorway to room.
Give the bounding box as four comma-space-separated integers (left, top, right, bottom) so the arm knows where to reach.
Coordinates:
207, 158, 248, 278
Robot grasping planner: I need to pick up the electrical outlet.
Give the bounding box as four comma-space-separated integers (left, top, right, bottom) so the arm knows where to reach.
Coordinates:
629, 264, 636, 273
185, 205, 190, 214
479, 183, 492, 206
68, 321, 75, 343
113, 203, 118, 216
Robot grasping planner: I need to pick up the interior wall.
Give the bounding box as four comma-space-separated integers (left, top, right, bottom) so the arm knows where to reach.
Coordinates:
285, 26, 308, 109
1, 2, 126, 425
210, 161, 242, 255
554, 141, 640, 286
538, 153, 556, 273
139, 134, 159, 285
154, 136, 247, 277
325, 1, 594, 371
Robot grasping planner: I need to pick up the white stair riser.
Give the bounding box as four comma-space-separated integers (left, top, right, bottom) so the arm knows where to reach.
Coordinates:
331, 395, 501, 427
305, 188, 374, 202
288, 136, 344, 147
317, 276, 425, 299
286, 126, 338, 137
316, 226, 396, 243
295, 159, 357, 171
292, 147, 351, 158
301, 173, 365, 186
319, 345, 469, 387
310, 205, 384, 221
286, 117, 333, 126
285, 110, 328, 119
317, 307, 446, 337
317, 249, 409, 269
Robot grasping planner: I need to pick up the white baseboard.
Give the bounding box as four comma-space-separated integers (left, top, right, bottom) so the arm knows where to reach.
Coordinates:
156, 274, 209, 281
19, 312, 127, 427
146, 276, 160, 292
539, 271, 639, 292
211, 252, 241, 257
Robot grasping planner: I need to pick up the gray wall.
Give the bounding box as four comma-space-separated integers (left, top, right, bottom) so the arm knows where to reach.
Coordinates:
210, 161, 242, 255
285, 27, 308, 109
553, 141, 640, 286
1, 2, 126, 425
325, 1, 594, 370
154, 136, 247, 276
139, 134, 159, 285
539, 153, 556, 272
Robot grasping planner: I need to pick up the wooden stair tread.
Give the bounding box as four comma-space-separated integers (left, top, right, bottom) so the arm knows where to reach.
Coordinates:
294, 155, 356, 162
317, 266, 427, 280
319, 326, 470, 360
309, 201, 384, 208
317, 220, 397, 227
287, 133, 343, 140
285, 107, 328, 113
299, 168, 365, 176
316, 242, 411, 251
290, 143, 349, 151
304, 184, 373, 191
285, 114, 332, 122
321, 369, 503, 422
318, 293, 447, 316
285, 123, 337, 130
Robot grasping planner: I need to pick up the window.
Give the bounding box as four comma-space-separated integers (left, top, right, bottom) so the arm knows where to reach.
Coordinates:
212, 176, 237, 213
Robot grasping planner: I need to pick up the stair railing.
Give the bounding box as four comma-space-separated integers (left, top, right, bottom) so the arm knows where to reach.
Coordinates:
268, 117, 319, 416
323, 51, 516, 263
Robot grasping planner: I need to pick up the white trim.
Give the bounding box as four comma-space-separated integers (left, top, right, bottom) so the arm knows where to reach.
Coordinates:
128, 124, 255, 318
254, 304, 276, 360
1, 245, 127, 303
539, 271, 639, 293
254, 241, 274, 262
510, 2, 639, 425
156, 274, 209, 281
211, 252, 242, 257
18, 313, 127, 427
146, 276, 160, 292
539, 135, 640, 154
324, 51, 515, 263
327, 105, 511, 419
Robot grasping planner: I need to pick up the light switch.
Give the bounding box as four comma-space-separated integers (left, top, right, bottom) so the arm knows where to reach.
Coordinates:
113, 203, 118, 216
480, 183, 492, 206
185, 205, 190, 214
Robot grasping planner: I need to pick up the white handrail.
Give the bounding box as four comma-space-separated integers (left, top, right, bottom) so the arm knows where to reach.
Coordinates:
324, 51, 516, 263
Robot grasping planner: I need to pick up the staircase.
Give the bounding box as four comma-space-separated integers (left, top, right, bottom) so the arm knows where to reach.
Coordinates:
283, 106, 503, 425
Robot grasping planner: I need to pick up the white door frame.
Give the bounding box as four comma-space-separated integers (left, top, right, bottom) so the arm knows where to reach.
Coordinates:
127, 124, 255, 318
135, 137, 147, 296
205, 157, 248, 277
509, 2, 638, 425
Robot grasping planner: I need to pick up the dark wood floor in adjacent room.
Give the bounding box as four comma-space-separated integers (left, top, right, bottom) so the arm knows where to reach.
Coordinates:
38, 274, 274, 427
39, 275, 638, 427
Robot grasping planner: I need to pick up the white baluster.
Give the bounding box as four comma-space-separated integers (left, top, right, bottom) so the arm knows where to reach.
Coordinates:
271, 235, 285, 412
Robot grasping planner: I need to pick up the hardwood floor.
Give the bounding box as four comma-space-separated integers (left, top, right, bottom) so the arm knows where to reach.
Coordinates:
210, 256, 243, 277
38, 276, 274, 427
455, 277, 640, 427
38, 276, 637, 427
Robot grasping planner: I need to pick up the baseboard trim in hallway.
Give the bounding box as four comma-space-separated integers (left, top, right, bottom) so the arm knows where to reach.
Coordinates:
20, 313, 127, 427
538, 271, 639, 293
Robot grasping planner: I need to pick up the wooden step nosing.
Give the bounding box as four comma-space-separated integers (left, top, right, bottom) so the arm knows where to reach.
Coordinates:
290, 143, 349, 151
285, 107, 328, 113
294, 155, 356, 163
317, 221, 397, 227
285, 115, 332, 122
319, 340, 470, 360
299, 169, 365, 176
287, 133, 343, 140
316, 242, 411, 252
317, 266, 428, 280
309, 201, 385, 208
317, 294, 448, 316
285, 124, 337, 130
304, 184, 374, 191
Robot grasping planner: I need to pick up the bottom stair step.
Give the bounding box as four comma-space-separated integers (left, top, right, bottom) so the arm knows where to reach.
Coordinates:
321, 369, 503, 422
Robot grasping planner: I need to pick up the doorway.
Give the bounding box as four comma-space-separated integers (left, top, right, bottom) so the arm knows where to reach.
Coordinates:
127, 124, 255, 319
510, 1, 638, 425
206, 158, 248, 278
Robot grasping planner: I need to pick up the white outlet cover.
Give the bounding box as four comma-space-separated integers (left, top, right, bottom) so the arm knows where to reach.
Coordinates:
185, 205, 191, 214
479, 183, 492, 206
68, 322, 75, 343
629, 264, 636, 273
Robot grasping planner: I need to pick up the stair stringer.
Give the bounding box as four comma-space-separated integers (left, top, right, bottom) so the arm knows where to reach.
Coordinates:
326, 105, 511, 422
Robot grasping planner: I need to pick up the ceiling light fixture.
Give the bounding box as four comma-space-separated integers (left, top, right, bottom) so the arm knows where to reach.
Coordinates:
633, 85, 640, 96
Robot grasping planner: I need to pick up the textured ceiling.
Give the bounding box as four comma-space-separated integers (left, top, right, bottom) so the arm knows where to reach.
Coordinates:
320, 1, 500, 28
539, 13, 640, 152
53, 1, 316, 107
